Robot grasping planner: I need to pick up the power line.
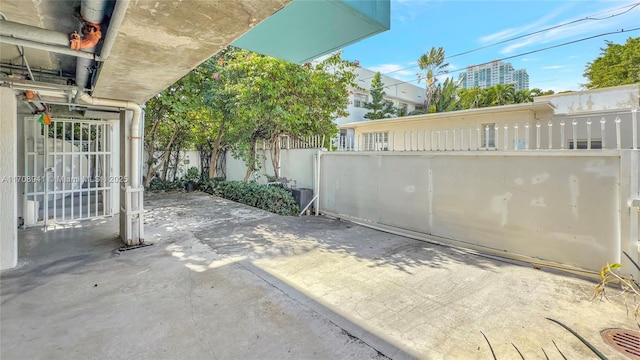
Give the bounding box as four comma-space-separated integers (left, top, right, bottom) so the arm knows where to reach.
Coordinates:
363, 1, 640, 81
376, 27, 640, 91
445, 2, 640, 60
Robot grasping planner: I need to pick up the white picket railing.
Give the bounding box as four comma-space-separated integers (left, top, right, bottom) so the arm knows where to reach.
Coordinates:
259, 135, 326, 150
336, 107, 639, 152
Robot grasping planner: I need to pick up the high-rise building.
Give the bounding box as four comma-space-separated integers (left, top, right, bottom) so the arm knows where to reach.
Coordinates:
460, 60, 529, 90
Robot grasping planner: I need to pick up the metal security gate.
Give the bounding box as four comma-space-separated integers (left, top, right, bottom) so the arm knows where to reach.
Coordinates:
24, 117, 113, 226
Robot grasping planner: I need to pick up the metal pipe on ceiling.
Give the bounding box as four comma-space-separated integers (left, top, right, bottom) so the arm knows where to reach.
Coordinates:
75, 0, 109, 91
0, 20, 70, 47
98, 0, 129, 61
0, 78, 78, 92
0, 36, 101, 61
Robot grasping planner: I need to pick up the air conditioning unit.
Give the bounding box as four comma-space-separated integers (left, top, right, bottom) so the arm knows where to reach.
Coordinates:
291, 188, 313, 213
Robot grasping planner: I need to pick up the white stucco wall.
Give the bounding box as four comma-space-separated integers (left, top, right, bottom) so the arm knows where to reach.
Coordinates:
535, 83, 640, 114
225, 149, 317, 190
1, 87, 18, 270
318, 150, 635, 276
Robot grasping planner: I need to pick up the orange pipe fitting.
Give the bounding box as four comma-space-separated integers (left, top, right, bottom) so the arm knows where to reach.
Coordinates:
69, 22, 101, 50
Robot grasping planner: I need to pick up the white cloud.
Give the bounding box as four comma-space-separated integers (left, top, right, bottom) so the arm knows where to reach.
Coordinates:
369, 63, 415, 77
368, 63, 421, 84
479, 5, 569, 44
542, 65, 565, 70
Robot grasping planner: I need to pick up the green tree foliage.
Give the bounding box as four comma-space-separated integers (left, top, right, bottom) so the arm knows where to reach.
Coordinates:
417, 47, 449, 111
144, 47, 357, 183
457, 87, 485, 109
363, 72, 396, 120
143, 73, 203, 186
454, 85, 555, 112
486, 83, 516, 106
196, 48, 241, 179
217, 50, 357, 181
529, 88, 555, 97
584, 37, 640, 89
514, 89, 533, 103
395, 106, 408, 117
430, 77, 462, 113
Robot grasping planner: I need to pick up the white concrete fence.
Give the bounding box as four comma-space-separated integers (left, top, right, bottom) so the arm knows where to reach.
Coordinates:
222, 110, 640, 278
316, 148, 639, 279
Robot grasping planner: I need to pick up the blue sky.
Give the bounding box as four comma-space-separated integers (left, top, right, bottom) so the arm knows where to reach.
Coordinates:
341, 0, 640, 92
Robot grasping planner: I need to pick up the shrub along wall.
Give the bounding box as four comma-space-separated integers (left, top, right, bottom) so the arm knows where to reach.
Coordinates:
202, 180, 300, 216
147, 178, 301, 216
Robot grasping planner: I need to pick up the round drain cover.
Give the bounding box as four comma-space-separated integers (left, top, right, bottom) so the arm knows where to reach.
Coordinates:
601, 328, 640, 359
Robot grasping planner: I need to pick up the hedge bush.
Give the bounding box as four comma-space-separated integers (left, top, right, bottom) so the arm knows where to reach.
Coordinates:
147, 179, 185, 192
205, 180, 300, 216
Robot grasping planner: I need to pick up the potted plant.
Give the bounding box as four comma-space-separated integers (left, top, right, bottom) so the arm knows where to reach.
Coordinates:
184, 166, 200, 192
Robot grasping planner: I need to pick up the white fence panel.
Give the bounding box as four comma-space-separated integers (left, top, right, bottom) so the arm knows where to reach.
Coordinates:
319, 151, 634, 275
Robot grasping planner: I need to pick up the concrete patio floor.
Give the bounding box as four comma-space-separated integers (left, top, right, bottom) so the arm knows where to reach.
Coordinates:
2, 191, 638, 359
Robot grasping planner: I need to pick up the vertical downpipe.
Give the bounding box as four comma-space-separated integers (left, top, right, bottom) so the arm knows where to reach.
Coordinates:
315, 150, 321, 216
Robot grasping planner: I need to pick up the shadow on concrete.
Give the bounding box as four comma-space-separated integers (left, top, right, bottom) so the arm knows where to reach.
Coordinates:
150, 191, 503, 274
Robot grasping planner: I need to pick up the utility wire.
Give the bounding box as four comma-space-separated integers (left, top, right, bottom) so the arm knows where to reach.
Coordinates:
376, 27, 640, 91
445, 2, 640, 61
362, 1, 640, 81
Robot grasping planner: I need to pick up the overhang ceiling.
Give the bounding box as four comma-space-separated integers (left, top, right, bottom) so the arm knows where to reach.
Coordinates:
1, 0, 390, 106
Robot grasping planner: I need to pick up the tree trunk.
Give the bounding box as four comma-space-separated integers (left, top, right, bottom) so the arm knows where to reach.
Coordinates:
270, 135, 280, 179
242, 141, 257, 182
208, 119, 227, 179
143, 117, 161, 187
143, 125, 179, 187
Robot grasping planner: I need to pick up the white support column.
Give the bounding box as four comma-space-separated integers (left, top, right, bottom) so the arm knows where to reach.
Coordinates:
119, 109, 144, 245
0, 87, 18, 270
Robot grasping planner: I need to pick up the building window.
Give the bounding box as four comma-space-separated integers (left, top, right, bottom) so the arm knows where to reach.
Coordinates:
362, 131, 389, 151
399, 102, 408, 111
569, 139, 602, 149
481, 123, 495, 148
354, 93, 368, 108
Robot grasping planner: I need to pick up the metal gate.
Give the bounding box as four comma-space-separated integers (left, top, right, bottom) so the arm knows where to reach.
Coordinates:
24, 117, 113, 226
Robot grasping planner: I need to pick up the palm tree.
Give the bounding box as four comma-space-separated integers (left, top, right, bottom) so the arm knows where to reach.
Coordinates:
487, 84, 515, 106
417, 47, 449, 112
514, 89, 533, 103
458, 87, 484, 109
430, 77, 462, 113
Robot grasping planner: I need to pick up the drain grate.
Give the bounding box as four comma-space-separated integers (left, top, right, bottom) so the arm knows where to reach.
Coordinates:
601, 328, 640, 359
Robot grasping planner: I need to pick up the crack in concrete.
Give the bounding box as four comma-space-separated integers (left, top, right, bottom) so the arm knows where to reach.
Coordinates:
187, 268, 218, 360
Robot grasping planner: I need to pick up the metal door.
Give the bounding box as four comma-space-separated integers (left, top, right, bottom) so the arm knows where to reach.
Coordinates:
24, 117, 113, 226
